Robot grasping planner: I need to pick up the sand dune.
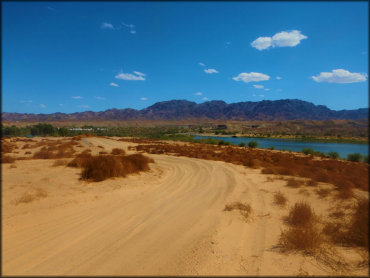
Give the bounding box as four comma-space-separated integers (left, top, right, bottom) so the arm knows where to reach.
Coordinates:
2, 137, 368, 275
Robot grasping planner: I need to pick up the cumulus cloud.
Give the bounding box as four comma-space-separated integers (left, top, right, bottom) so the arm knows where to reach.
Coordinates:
101, 22, 115, 30
140, 97, 148, 101
253, 85, 264, 89
276, 76, 282, 80
233, 72, 270, 83
110, 82, 119, 87
72, 96, 83, 99
115, 72, 146, 81
251, 30, 307, 50
199, 62, 205, 67
40, 104, 46, 108
312, 69, 367, 83
204, 68, 219, 74
195, 92, 203, 95
95, 96, 105, 100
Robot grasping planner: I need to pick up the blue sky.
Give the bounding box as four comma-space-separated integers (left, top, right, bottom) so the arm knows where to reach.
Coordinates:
2, 1, 368, 113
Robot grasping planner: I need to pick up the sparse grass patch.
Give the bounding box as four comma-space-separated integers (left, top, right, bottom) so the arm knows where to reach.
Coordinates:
315, 188, 331, 198
287, 201, 315, 227
111, 148, 126, 155
1, 155, 16, 163
286, 178, 304, 188
273, 191, 287, 207
52, 159, 70, 167
224, 202, 252, 219
306, 179, 318, 187
14, 188, 48, 205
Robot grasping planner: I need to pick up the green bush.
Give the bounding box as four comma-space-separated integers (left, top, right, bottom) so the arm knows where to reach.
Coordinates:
363, 155, 369, 164
347, 153, 362, 162
268, 146, 275, 150
239, 142, 246, 147
327, 151, 340, 159
302, 148, 315, 155
248, 141, 258, 148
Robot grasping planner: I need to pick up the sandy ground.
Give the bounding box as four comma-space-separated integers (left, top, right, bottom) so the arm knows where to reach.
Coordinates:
2, 137, 368, 276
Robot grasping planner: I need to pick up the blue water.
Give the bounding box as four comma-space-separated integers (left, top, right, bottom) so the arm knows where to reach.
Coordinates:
194, 135, 369, 159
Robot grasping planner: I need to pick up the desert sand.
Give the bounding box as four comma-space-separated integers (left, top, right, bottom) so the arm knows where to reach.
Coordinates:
2, 136, 368, 276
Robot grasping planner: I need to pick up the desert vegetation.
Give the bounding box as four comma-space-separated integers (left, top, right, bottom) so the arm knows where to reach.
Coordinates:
224, 202, 252, 220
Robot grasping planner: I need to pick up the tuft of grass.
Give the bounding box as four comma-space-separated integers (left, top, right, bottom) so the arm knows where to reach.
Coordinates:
14, 188, 48, 205
315, 188, 331, 198
111, 148, 126, 155
279, 202, 323, 254
274, 191, 287, 207
305, 179, 318, 187
286, 178, 304, 188
346, 198, 369, 249
261, 168, 275, 174
224, 202, 252, 219
287, 201, 314, 227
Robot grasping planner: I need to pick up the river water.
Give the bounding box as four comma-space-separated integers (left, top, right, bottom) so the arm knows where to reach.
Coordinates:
193, 135, 368, 159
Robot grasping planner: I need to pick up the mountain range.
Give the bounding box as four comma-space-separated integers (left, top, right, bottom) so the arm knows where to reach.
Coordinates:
2, 99, 368, 122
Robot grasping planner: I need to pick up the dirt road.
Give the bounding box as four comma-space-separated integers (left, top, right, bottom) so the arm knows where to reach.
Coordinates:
2, 137, 367, 275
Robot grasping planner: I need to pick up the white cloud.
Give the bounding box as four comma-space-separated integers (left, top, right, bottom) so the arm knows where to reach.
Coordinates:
199, 62, 205, 67
251, 30, 307, 50
195, 92, 203, 96
40, 104, 46, 108
226, 42, 231, 45
253, 85, 264, 89
204, 68, 219, 74
20, 100, 32, 103
259, 94, 265, 97
101, 22, 114, 30
95, 97, 105, 100
122, 22, 135, 28
233, 72, 270, 83
47, 6, 55, 11
109, 82, 119, 87
115, 72, 146, 81
276, 76, 282, 80
276, 89, 282, 92
251, 37, 272, 50
133, 71, 146, 76
59, 104, 64, 107
312, 69, 367, 83
140, 97, 148, 101
72, 96, 83, 99
130, 30, 136, 34
265, 88, 270, 91
202, 97, 209, 101
79, 105, 90, 108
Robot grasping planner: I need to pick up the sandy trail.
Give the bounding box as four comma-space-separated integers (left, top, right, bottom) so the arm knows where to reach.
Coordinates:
2, 137, 367, 276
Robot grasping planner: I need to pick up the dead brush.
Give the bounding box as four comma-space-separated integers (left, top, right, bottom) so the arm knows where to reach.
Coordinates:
286, 178, 304, 188
345, 198, 369, 250
111, 148, 126, 155
279, 202, 323, 254
315, 188, 331, 198
306, 179, 318, 187
1, 155, 16, 164
32, 141, 76, 159
78, 154, 154, 182
14, 188, 48, 205
224, 202, 252, 219
67, 152, 92, 168
274, 191, 287, 207
2, 141, 17, 154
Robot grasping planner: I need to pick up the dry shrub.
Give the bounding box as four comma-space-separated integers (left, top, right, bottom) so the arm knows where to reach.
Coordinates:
286, 178, 303, 188
261, 168, 275, 174
329, 210, 345, 219
25, 151, 32, 155
346, 198, 369, 249
111, 148, 126, 155
279, 202, 322, 253
274, 191, 287, 207
316, 188, 331, 198
336, 181, 354, 199
14, 188, 48, 205
99, 151, 108, 155
97, 145, 104, 149
306, 179, 318, 187
10, 164, 17, 168
287, 201, 315, 227
80, 154, 154, 182
32, 140, 76, 159
2, 141, 17, 153
224, 202, 252, 219
1, 155, 15, 163
67, 152, 92, 168
52, 159, 70, 167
